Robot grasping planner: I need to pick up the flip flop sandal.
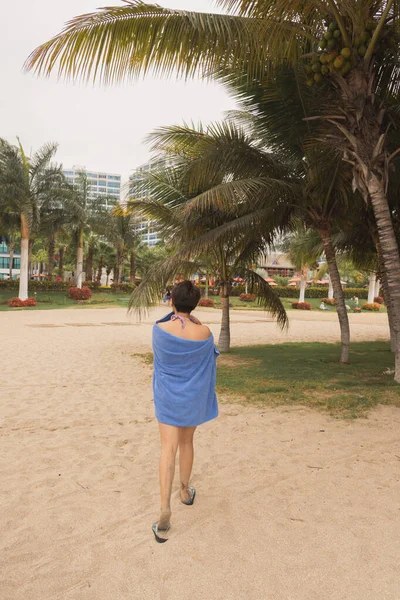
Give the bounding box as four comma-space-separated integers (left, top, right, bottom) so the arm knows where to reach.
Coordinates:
152, 522, 170, 544
181, 485, 196, 506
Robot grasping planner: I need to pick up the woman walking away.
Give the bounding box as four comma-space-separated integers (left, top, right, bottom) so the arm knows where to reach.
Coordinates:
152, 280, 219, 542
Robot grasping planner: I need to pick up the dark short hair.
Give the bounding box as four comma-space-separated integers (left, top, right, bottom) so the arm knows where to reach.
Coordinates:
172, 281, 201, 313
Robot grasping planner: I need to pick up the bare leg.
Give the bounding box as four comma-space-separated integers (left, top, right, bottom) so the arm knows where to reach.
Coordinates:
178, 426, 196, 503
158, 423, 179, 529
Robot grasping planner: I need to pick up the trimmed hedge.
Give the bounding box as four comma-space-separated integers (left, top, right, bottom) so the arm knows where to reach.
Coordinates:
0, 280, 69, 292
273, 286, 368, 299
68, 287, 92, 301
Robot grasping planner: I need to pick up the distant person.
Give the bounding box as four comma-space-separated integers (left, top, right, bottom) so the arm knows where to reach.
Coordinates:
353, 295, 359, 307
151, 281, 219, 543
163, 288, 172, 306
319, 301, 330, 311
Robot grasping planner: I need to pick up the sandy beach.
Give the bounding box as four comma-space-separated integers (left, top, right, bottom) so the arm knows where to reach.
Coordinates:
1, 306, 399, 600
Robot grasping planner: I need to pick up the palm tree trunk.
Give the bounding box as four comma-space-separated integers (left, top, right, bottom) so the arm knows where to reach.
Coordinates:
97, 255, 103, 284
18, 214, 29, 301
205, 271, 209, 299
86, 246, 94, 282
374, 230, 396, 353
328, 277, 334, 300
28, 239, 33, 278
47, 234, 56, 279
58, 246, 64, 278
299, 270, 306, 303
76, 228, 84, 288
375, 278, 380, 298
368, 273, 376, 304
218, 282, 231, 352
318, 227, 350, 364
8, 236, 15, 280
367, 177, 400, 381
113, 262, 119, 285
130, 251, 136, 283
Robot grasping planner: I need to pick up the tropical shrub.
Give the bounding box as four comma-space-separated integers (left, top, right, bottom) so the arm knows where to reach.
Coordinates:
0, 280, 69, 292
374, 296, 384, 304
273, 286, 368, 299
68, 286, 92, 300
322, 298, 336, 305
8, 297, 37, 307
361, 302, 381, 311
83, 281, 101, 289
354, 308, 362, 313
198, 298, 215, 307
110, 283, 135, 294
292, 301, 312, 310
239, 293, 256, 302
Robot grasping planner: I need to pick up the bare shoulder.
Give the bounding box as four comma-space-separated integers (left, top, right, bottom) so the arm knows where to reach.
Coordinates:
190, 324, 211, 341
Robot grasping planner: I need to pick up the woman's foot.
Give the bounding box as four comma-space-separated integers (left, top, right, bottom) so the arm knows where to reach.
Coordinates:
180, 485, 196, 505
158, 508, 171, 531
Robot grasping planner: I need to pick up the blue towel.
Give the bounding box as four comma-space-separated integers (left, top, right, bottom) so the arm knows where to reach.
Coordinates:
152, 315, 219, 427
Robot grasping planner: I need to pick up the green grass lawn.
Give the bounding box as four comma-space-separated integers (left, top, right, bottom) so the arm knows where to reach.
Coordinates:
133, 342, 399, 419
0, 290, 131, 311
210, 296, 385, 312
216, 342, 399, 418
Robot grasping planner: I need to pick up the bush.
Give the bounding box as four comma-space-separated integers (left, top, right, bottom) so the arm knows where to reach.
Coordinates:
361, 302, 381, 311
8, 297, 37, 307
292, 301, 312, 310
83, 281, 101, 289
68, 286, 92, 301
273, 286, 368, 299
0, 280, 70, 292
198, 298, 215, 308
110, 283, 135, 294
24, 298, 38, 307
374, 296, 384, 304
322, 298, 336, 305
239, 293, 256, 302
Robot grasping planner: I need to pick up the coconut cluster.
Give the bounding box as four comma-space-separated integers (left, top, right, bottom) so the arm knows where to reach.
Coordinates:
304, 19, 398, 86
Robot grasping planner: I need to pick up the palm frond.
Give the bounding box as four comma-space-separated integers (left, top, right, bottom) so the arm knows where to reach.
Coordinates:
128, 254, 201, 318
25, 2, 267, 83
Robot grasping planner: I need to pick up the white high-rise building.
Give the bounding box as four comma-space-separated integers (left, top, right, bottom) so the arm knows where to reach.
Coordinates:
63, 166, 121, 209
129, 158, 173, 246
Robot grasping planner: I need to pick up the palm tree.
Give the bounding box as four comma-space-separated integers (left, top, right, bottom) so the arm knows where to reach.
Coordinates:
25, 1, 400, 375
104, 205, 141, 284
146, 109, 353, 361
128, 145, 288, 352
66, 171, 108, 288
0, 138, 64, 299
282, 227, 323, 303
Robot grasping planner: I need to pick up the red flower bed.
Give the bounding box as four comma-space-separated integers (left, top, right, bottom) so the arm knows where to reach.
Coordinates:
198, 298, 215, 307
374, 296, 384, 305
68, 286, 92, 301
292, 301, 312, 310
239, 293, 256, 302
321, 297, 335, 305
9, 297, 37, 307
361, 302, 381, 311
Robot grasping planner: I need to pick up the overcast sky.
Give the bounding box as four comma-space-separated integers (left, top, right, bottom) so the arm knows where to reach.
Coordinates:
1, 0, 235, 186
